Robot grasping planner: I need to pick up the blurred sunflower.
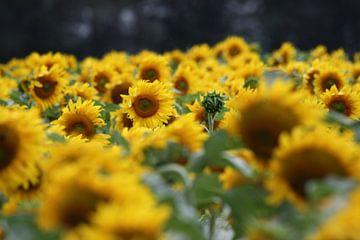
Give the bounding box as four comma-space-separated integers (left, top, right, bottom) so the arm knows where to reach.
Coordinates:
104, 73, 133, 104
266, 125, 359, 208
222, 36, 250, 62
136, 55, 170, 83
122, 80, 175, 128
29, 64, 68, 109
226, 81, 323, 162
0, 107, 45, 192
91, 64, 116, 94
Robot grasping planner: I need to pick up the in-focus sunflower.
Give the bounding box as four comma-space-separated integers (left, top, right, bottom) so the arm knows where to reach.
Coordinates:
0, 107, 45, 192
52, 99, 108, 143
314, 66, 347, 94
226, 81, 323, 162
321, 85, 360, 119
122, 80, 175, 128
137, 55, 170, 83
29, 64, 68, 110
266, 125, 359, 208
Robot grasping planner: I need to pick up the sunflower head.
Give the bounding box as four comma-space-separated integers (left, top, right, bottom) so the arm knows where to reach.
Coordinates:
104, 73, 133, 104
222, 36, 250, 61
226, 81, 322, 162
266, 125, 360, 208
321, 85, 360, 119
91, 64, 116, 94
52, 99, 106, 142
187, 44, 212, 63
314, 66, 347, 94
137, 55, 170, 83
121, 80, 175, 128
30, 64, 68, 109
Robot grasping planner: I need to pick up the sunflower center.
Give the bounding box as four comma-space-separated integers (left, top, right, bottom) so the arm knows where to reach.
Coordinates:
134, 95, 159, 118
94, 74, 109, 93
329, 100, 349, 115
229, 45, 241, 57
122, 113, 133, 128
0, 125, 19, 170
141, 68, 159, 82
321, 78, 340, 91
175, 77, 189, 94
111, 83, 131, 104
240, 101, 299, 160
33, 77, 57, 99
60, 186, 108, 228
281, 148, 347, 198
65, 115, 95, 138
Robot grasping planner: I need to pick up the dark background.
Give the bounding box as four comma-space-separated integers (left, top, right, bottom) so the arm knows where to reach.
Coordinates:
1, 0, 360, 62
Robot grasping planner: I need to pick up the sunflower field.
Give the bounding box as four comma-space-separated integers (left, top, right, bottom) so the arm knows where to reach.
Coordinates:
1, 37, 360, 240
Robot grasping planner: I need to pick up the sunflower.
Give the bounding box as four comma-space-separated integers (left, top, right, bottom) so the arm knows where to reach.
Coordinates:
0, 107, 45, 192
164, 49, 186, 67
91, 64, 116, 94
104, 73, 133, 104
308, 187, 360, 240
114, 109, 134, 131
321, 85, 360, 119
68, 82, 98, 101
38, 166, 115, 231
268, 42, 296, 66
222, 36, 250, 62
187, 44, 212, 64
172, 65, 200, 95
351, 62, 360, 84
164, 114, 208, 152
226, 81, 323, 162
52, 99, 108, 143
121, 80, 175, 128
303, 64, 320, 95
313, 65, 347, 94
310, 45, 328, 60
92, 201, 170, 240
29, 64, 68, 110
266, 125, 359, 208
136, 55, 170, 83
0, 77, 17, 100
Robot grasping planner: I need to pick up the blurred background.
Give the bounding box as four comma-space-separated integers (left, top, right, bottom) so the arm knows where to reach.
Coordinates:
1, 0, 360, 62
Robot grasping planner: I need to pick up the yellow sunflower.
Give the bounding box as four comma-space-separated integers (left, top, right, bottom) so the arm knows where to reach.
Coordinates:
266, 125, 360, 208
91, 64, 117, 94
29, 64, 68, 110
314, 65, 347, 94
121, 80, 175, 128
186, 43, 212, 63
351, 62, 360, 84
321, 85, 360, 119
0, 77, 17, 100
308, 187, 360, 240
222, 36, 250, 62
268, 42, 296, 66
172, 65, 200, 95
103, 73, 133, 104
0, 107, 45, 192
226, 81, 323, 162
52, 99, 108, 143
136, 55, 170, 83
68, 82, 98, 101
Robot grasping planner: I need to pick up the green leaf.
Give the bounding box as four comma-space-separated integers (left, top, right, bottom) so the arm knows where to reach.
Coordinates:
109, 130, 130, 152
192, 173, 223, 207
190, 130, 243, 172
46, 132, 66, 143
221, 185, 275, 236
